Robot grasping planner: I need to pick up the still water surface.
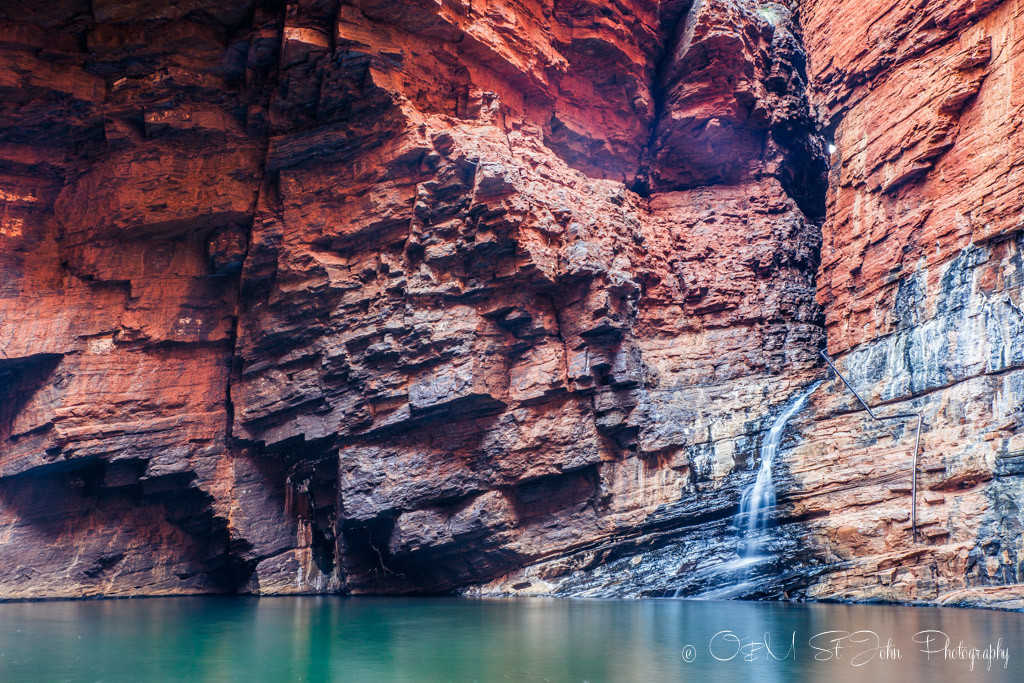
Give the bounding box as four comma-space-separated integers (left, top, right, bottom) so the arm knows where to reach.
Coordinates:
0, 597, 1021, 682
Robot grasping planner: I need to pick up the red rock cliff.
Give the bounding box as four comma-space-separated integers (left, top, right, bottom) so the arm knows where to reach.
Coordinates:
0, 0, 1020, 607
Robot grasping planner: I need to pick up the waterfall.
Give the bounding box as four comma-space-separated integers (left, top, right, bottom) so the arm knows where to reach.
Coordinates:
737, 380, 822, 555
682, 380, 822, 600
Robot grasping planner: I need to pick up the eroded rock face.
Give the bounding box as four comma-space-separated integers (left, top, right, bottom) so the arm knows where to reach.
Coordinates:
790, 0, 1024, 607
0, 0, 259, 597
0, 0, 1019, 607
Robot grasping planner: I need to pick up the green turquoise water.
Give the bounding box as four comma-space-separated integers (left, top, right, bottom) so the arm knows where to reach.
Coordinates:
0, 596, 1021, 682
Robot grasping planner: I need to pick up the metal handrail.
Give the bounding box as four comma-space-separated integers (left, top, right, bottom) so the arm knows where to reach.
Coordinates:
820, 350, 923, 541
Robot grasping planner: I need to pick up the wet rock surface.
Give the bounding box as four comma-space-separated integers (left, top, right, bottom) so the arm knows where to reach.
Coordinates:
0, 0, 1020, 607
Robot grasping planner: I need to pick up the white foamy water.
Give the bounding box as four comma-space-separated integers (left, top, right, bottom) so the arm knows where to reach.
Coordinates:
683, 381, 822, 599
738, 381, 822, 555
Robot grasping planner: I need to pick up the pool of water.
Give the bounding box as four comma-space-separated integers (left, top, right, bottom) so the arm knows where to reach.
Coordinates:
0, 597, 1020, 681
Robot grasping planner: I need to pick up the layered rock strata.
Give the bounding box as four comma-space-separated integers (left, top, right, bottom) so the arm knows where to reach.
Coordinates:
0, 0, 1020, 608
793, 0, 1024, 606
482, 0, 1024, 607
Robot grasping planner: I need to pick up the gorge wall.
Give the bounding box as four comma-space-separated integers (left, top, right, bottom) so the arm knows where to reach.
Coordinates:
0, 0, 1020, 608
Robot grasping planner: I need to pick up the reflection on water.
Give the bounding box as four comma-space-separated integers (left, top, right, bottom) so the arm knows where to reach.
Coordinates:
0, 597, 1021, 682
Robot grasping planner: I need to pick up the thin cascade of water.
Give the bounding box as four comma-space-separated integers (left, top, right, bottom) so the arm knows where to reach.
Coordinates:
683, 380, 822, 600
737, 380, 822, 555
